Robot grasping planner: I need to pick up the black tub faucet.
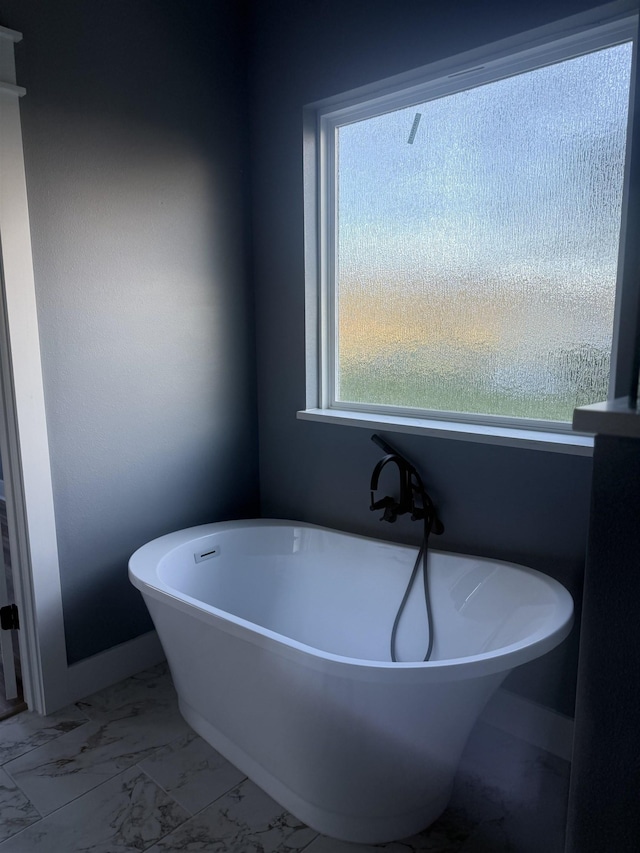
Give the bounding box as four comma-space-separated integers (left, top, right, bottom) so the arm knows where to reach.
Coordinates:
369, 434, 444, 533
370, 452, 413, 522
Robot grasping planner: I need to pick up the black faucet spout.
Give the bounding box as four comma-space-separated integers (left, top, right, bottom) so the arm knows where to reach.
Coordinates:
369, 453, 413, 521
369, 434, 444, 534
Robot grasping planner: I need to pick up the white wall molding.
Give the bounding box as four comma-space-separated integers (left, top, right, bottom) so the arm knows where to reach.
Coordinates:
0, 27, 69, 714
0, 82, 25, 97
481, 687, 574, 761
0, 26, 22, 42
66, 630, 166, 704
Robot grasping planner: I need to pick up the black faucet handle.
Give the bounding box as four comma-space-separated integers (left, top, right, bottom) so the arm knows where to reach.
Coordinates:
382, 503, 400, 523
370, 494, 400, 523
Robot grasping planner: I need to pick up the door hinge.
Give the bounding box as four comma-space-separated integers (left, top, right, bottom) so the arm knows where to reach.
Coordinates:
0, 604, 19, 630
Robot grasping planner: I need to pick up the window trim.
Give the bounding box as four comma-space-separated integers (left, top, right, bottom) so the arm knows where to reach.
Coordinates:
300, 3, 640, 453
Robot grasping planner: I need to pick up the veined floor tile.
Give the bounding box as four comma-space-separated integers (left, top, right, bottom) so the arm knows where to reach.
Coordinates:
139, 731, 246, 814
454, 782, 565, 853
451, 722, 569, 853
0, 665, 571, 852
145, 778, 318, 853
0, 704, 89, 766
3, 702, 190, 816
78, 663, 178, 723
0, 765, 190, 852
0, 767, 41, 844
457, 720, 571, 802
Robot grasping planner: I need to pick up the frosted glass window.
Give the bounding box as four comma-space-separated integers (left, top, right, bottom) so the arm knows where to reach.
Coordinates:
334, 41, 633, 423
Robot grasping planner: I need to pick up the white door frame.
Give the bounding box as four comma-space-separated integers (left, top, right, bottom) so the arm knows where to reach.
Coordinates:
0, 25, 69, 714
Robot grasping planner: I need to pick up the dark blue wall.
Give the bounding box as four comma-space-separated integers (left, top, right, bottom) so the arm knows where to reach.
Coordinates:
247, 0, 616, 716
566, 434, 640, 852
1, 0, 260, 663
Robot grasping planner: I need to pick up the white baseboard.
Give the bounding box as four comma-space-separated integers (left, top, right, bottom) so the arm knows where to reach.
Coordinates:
66, 630, 166, 704
480, 687, 574, 761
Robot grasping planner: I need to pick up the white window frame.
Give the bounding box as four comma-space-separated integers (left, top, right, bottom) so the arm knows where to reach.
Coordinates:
299, 4, 640, 455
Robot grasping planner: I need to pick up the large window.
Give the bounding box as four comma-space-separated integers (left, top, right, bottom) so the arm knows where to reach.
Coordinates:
305, 12, 638, 444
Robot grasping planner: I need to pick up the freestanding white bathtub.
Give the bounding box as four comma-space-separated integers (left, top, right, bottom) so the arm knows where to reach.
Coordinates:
129, 519, 573, 844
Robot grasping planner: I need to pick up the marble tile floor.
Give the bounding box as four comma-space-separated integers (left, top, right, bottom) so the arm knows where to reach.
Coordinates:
0, 663, 570, 852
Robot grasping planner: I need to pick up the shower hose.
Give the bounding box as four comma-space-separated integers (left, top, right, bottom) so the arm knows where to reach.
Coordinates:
389, 508, 437, 663
369, 433, 443, 663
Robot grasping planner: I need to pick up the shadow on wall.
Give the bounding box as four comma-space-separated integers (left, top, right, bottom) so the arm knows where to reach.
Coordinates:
2, 0, 259, 664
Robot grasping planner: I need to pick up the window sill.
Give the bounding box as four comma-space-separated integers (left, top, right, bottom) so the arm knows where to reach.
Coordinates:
297, 408, 594, 456
573, 397, 640, 439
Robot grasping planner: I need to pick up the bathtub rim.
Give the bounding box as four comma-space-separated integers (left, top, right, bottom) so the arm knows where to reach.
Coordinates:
128, 518, 574, 682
